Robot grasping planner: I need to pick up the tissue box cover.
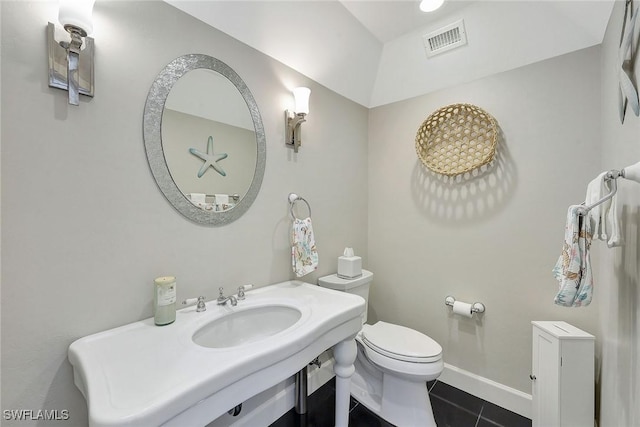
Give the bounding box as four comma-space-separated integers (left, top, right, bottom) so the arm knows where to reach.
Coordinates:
338, 256, 362, 279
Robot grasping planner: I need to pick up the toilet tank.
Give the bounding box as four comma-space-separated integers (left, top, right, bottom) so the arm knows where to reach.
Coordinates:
318, 270, 373, 323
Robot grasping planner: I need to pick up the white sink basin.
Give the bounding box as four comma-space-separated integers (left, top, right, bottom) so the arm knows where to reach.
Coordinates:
68, 280, 365, 427
193, 305, 302, 348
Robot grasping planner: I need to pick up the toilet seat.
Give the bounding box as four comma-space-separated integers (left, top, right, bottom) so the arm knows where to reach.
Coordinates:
362, 321, 442, 363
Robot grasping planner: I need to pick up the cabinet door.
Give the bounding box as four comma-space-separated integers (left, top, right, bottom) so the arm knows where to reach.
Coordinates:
559, 340, 595, 427
532, 330, 560, 427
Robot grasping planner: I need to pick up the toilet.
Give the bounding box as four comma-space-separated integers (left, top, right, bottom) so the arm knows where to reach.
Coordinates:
318, 270, 443, 427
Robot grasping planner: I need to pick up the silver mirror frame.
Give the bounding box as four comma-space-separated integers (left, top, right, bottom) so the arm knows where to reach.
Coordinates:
143, 54, 266, 226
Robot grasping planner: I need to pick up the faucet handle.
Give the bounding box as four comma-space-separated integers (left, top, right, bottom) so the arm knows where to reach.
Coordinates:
217, 287, 226, 303
237, 284, 253, 300
182, 296, 207, 312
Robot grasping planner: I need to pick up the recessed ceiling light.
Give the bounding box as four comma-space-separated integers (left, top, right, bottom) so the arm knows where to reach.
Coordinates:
420, 0, 445, 13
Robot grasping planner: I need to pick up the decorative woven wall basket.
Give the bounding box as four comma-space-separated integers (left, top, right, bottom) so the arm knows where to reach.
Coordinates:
415, 103, 498, 176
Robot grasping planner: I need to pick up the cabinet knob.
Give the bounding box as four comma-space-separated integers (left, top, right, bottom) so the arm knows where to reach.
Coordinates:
530, 374, 537, 381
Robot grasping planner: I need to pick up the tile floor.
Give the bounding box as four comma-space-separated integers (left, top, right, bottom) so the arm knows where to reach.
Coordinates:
270, 378, 531, 427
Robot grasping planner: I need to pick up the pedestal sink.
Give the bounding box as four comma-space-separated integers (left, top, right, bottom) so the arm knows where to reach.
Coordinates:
68, 280, 365, 427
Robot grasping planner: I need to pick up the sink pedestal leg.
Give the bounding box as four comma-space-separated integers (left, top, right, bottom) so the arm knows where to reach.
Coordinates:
333, 338, 356, 427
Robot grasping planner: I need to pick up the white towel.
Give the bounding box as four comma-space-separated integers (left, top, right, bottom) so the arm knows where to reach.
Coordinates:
584, 173, 621, 247
214, 194, 229, 204
584, 172, 609, 240
189, 193, 206, 204
553, 205, 593, 307
605, 195, 621, 248
291, 217, 318, 277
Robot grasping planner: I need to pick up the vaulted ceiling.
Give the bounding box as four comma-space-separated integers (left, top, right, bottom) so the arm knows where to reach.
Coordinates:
166, 0, 615, 108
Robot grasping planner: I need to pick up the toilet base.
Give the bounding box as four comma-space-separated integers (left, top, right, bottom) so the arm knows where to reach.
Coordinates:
350, 345, 438, 427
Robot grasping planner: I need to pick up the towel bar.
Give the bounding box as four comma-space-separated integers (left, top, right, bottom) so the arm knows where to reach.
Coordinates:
578, 162, 639, 216
578, 170, 620, 216
188, 193, 240, 203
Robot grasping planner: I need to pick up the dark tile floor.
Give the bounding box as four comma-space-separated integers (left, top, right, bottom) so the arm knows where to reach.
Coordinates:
270, 378, 531, 427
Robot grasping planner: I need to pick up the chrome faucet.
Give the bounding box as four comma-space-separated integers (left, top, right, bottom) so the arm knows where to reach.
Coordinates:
182, 296, 207, 312
217, 287, 237, 306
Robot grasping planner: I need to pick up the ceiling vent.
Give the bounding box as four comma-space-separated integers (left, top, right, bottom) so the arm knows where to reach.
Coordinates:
423, 19, 467, 58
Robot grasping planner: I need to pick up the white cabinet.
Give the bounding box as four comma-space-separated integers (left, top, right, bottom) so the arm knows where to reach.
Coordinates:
531, 321, 594, 427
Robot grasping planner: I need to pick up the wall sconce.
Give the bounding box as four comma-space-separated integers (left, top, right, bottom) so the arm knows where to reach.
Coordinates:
47, 0, 96, 106
285, 87, 311, 153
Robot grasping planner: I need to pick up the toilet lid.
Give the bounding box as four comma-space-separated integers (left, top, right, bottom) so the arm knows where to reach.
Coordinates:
362, 321, 442, 363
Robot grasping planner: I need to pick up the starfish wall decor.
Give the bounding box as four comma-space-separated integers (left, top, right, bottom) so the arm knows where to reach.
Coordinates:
618, 1, 640, 123
189, 136, 228, 178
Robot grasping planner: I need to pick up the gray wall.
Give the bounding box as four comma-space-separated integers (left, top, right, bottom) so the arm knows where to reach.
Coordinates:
0, 2, 368, 425
596, 1, 640, 425
367, 46, 602, 393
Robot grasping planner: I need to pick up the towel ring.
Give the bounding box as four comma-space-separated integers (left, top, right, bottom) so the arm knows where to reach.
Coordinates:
288, 193, 312, 220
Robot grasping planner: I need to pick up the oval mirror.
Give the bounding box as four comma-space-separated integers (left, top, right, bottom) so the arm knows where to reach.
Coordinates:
143, 54, 266, 226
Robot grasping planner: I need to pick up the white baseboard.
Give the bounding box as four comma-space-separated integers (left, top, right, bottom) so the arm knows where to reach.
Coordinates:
438, 363, 532, 419
206, 356, 336, 427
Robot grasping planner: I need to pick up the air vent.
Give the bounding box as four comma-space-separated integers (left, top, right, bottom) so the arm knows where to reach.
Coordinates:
423, 19, 467, 58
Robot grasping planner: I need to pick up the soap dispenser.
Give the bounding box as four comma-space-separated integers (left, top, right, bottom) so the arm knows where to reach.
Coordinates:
154, 276, 176, 326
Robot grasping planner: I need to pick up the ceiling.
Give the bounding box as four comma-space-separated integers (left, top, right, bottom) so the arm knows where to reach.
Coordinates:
166, 0, 616, 108
340, 0, 477, 43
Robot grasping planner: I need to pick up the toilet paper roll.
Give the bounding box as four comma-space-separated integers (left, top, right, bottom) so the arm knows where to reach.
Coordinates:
452, 301, 473, 318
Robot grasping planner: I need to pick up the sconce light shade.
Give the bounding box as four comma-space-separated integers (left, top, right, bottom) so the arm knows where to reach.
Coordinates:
285, 87, 311, 153
48, 0, 96, 106
293, 87, 311, 115
58, 0, 96, 36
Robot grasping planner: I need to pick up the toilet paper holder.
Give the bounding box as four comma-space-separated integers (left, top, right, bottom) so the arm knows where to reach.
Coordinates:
444, 296, 485, 315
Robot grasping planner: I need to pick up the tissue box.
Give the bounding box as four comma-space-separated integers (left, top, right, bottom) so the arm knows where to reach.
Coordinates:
338, 256, 362, 279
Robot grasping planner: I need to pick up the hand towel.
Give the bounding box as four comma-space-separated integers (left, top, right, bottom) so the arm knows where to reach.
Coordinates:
584, 173, 622, 247
553, 205, 593, 307
214, 194, 229, 204
189, 193, 207, 209
584, 172, 609, 240
291, 217, 319, 277
189, 193, 206, 204
605, 192, 621, 248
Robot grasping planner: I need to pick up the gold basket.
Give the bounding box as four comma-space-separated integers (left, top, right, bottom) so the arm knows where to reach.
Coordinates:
415, 103, 497, 176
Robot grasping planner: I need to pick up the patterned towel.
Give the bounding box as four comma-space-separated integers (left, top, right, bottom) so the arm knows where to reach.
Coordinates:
291, 217, 318, 277
552, 205, 593, 307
